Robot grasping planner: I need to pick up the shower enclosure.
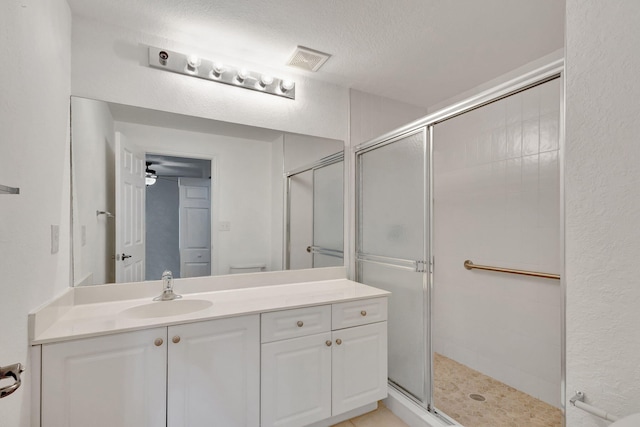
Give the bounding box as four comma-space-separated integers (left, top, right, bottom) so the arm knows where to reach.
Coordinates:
286, 152, 344, 270
354, 62, 564, 426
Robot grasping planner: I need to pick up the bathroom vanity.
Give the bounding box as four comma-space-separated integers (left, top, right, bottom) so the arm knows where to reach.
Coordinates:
29, 268, 389, 427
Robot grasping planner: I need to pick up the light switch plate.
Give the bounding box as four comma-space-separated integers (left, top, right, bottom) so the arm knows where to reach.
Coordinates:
51, 225, 59, 254
219, 221, 231, 232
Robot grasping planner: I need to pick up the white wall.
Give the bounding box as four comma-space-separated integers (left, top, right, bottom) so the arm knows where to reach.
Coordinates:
114, 122, 276, 277
566, 1, 640, 424
427, 49, 565, 114
71, 17, 349, 142
283, 134, 343, 172
349, 89, 428, 147
270, 137, 285, 272
433, 79, 562, 408
0, 1, 71, 425
71, 97, 116, 285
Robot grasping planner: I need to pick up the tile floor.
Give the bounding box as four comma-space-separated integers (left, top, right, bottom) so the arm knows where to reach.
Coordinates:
433, 353, 562, 427
332, 402, 408, 427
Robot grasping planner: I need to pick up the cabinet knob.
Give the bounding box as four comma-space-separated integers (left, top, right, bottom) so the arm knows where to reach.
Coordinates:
154, 338, 164, 347
297, 321, 304, 327
172, 336, 181, 344
360, 310, 367, 317
325, 340, 332, 347
335, 338, 342, 345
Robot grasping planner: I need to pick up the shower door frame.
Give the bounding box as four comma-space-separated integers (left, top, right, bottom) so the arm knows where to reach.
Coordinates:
354, 126, 431, 409
284, 151, 345, 270
352, 59, 566, 420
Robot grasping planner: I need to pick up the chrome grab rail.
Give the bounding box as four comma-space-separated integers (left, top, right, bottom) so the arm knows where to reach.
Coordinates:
570, 391, 620, 422
464, 260, 560, 280
307, 246, 344, 259
0, 363, 24, 399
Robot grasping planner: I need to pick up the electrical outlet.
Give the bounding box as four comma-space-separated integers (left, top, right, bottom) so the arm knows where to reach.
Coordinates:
51, 225, 59, 254
219, 221, 231, 232
81, 225, 87, 246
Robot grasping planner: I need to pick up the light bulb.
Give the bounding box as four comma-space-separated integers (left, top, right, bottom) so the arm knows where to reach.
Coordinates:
211, 62, 225, 78
236, 68, 249, 83
280, 79, 295, 92
259, 75, 274, 88
186, 55, 201, 73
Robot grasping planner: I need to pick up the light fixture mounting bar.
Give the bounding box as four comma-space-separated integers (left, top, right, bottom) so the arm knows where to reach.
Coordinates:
148, 47, 295, 100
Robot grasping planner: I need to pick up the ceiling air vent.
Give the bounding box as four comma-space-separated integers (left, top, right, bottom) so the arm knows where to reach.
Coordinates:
286, 46, 331, 72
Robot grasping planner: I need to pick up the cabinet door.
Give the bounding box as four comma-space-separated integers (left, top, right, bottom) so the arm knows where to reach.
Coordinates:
332, 322, 388, 415
167, 315, 260, 427
261, 332, 332, 427
41, 328, 167, 427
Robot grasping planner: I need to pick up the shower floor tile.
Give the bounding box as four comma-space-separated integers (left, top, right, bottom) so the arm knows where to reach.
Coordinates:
433, 353, 562, 427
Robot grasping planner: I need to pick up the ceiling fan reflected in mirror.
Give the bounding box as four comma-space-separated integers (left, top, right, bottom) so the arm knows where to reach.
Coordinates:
145, 161, 157, 186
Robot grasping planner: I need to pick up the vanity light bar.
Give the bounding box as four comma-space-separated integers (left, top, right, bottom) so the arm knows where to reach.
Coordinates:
148, 47, 296, 100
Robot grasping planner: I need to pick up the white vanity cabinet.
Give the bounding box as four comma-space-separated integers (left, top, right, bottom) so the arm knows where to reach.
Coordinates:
41, 327, 168, 427
260, 298, 388, 427
167, 315, 260, 427
41, 315, 260, 427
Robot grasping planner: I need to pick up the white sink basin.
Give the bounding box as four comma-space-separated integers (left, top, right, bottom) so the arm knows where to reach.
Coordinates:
121, 299, 213, 319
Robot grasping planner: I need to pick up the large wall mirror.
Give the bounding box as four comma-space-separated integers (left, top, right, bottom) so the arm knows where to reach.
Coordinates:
71, 96, 344, 286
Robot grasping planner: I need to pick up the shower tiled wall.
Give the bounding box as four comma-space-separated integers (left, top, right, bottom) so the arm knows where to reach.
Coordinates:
432, 78, 561, 407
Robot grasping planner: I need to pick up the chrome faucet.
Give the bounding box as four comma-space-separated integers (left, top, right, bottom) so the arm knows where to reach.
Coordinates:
153, 270, 182, 301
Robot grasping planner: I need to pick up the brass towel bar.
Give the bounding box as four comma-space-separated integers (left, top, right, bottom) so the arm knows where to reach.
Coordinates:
464, 260, 560, 280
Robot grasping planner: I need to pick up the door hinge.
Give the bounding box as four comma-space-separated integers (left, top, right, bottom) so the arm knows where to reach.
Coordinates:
415, 260, 428, 273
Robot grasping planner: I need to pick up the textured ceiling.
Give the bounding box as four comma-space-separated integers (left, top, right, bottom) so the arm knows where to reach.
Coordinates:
67, 0, 564, 108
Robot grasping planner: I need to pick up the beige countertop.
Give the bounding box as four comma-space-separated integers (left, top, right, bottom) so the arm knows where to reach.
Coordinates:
30, 273, 389, 345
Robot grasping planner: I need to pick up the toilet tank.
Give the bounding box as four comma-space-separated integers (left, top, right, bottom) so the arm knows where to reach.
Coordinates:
228, 264, 267, 274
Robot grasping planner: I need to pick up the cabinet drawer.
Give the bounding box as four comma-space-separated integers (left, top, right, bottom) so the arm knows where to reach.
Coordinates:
332, 298, 387, 330
261, 305, 331, 343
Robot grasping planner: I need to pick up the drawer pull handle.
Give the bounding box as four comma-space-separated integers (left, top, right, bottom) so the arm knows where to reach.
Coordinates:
297, 321, 304, 327
154, 338, 164, 347
361, 310, 367, 316
336, 339, 342, 345
326, 340, 332, 347
172, 336, 181, 344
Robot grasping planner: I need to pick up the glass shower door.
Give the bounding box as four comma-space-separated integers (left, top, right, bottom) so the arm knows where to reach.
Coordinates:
356, 128, 430, 406
312, 160, 344, 267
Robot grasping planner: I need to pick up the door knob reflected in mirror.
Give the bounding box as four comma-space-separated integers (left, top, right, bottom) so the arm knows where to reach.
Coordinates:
121, 254, 132, 260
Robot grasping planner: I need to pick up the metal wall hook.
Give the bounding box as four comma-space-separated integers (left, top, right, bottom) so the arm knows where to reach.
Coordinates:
0, 363, 25, 399
96, 210, 114, 218
0, 184, 20, 195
